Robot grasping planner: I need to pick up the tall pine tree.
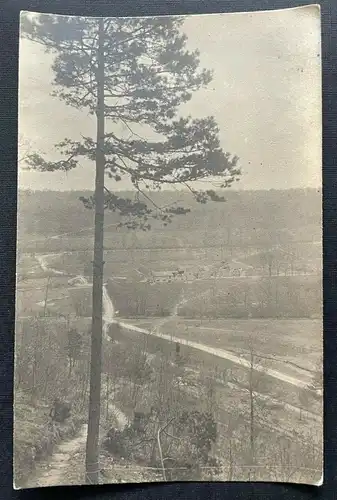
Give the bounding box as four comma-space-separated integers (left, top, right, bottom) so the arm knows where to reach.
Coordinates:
21, 12, 240, 483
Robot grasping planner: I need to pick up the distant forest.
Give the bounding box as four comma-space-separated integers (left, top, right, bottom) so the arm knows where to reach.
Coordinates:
18, 188, 321, 248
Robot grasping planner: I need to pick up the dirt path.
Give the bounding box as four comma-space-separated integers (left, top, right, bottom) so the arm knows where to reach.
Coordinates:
30, 424, 88, 488
28, 402, 129, 488
118, 321, 309, 389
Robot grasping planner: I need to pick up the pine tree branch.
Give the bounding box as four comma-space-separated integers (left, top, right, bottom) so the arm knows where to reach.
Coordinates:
21, 13, 241, 226
133, 183, 163, 212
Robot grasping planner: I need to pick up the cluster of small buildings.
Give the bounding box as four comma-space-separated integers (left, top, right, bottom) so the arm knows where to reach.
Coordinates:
145, 263, 247, 284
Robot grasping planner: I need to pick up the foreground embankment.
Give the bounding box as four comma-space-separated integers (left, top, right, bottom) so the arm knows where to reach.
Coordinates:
115, 321, 321, 417
106, 323, 322, 483
14, 391, 85, 489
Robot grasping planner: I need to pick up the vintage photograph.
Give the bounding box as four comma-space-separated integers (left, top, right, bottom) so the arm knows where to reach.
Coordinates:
15, 6, 322, 488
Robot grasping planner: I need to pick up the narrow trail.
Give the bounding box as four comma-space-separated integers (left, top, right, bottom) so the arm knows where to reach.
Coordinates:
29, 405, 129, 488
31, 424, 88, 488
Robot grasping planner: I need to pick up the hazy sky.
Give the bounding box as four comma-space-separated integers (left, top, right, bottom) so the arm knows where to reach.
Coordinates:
18, 5, 321, 191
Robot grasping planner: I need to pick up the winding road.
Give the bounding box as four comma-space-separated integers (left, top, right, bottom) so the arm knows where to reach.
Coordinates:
35, 252, 312, 390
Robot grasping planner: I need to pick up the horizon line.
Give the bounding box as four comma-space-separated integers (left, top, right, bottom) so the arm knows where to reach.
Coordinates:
18, 186, 321, 193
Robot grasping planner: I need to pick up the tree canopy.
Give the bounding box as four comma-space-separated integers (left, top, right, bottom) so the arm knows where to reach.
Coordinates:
21, 13, 240, 227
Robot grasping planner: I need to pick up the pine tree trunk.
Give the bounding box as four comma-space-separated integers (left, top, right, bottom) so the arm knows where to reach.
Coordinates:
31, 321, 39, 407
228, 438, 233, 481
85, 17, 106, 486
249, 351, 255, 470
106, 372, 110, 422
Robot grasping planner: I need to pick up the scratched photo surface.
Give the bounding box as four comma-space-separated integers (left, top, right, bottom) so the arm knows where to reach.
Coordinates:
15, 5, 322, 488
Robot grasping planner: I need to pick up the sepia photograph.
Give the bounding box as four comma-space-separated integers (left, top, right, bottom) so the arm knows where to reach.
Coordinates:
15, 5, 322, 488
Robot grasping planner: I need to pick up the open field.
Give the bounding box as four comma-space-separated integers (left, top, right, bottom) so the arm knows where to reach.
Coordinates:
123, 317, 321, 384
17, 244, 322, 324
106, 274, 321, 319
19, 239, 321, 274
17, 277, 75, 317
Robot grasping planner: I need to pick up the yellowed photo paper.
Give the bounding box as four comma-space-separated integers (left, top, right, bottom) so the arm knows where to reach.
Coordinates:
15, 5, 322, 488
